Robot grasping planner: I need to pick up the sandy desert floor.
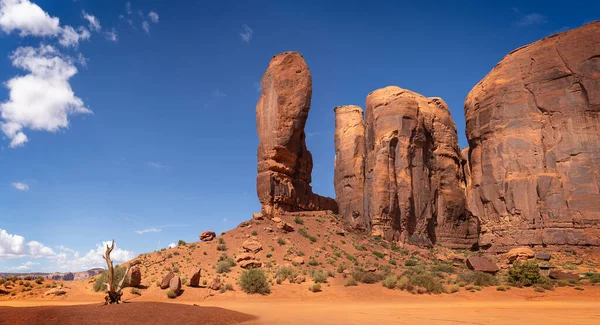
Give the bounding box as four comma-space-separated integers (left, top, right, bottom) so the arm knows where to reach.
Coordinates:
2, 281, 600, 324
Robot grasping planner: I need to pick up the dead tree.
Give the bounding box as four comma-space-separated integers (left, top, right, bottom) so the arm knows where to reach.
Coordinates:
103, 240, 140, 304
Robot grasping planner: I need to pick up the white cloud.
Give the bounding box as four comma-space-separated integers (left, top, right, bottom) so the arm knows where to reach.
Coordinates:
0, 44, 92, 147
125, 2, 132, 15
11, 261, 39, 271
77, 52, 87, 67
53, 240, 135, 271
105, 27, 117, 41
134, 228, 161, 235
56, 245, 76, 254
141, 20, 150, 33
223, 218, 228, 223
0, 229, 56, 260
11, 182, 28, 191
59, 25, 90, 47
82, 11, 101, 32
168, 243, 176, 249
148, 12, 159, 23
517, 13, 547, 27
148, 161, 165, 169
240, 24, 252, 43
0, 0, 60, 37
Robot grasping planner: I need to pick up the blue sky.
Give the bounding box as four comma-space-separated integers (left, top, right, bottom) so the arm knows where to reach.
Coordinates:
0, 0, 596, 272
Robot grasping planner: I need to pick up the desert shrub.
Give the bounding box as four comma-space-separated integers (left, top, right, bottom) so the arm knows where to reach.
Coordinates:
173, 251, 180, 256
397, 276, 412, 291
296, 250, 305, 256
344, 278, 358, 287
238, 269, 270, 294
216, 257, 236, 274
449, 284, 460, 293
202, 279, 207, 286
251, 231, 257, 236
496, 285, 508, 291
574, 286, 584, 291
372, 251, 385, 259
345, 252, 357, 263
584, 272, 600, 283
354, 243, 368, 251
508, 261, 542, 287
353, 270, 383, 284
299, 228, 317, 243
93, 267, 129, 292
309, 270, 328, 283
409, 273, 445, 294
382, 275, 398, 289
389, 259, 397, 266
308, 258, 320, 266
217, 244, 227, 251
309, 283, 322, 292
432, 263, 456, 274
23, 275, 32, 281
166, 290, 177, 299
457, 271, 498, 287
337, 264, 347, 274
534, 276, 554, 290
225, 283, 234, 291
173, 266, 180, 273
218, 237, 225, 244
275, 266, 298, 283
35, 277, 44, 285
130, 287, 141, 295
277, 238, 285, 245
0, 278, 5, 285
405, 259, 418, 267
294, 216, 304, 225
178, 240, 186, 246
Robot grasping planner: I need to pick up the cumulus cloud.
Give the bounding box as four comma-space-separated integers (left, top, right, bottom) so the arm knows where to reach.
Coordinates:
517, 13, 548, 27
168, 243, 176, 249
82, 11, 100, 32
0, 44, 91, 147
240, 24, 252, 43
11, 182, 28, 191
56, 245, 76, 254
148, 12, 159, 23
105, 27, 117, 41
52, 241, 135, 271
141, 20, 150, 33
134, 228, 161, 235
0, 0, 90, 47
12, 261, 39, 271
0, 229, 56, 260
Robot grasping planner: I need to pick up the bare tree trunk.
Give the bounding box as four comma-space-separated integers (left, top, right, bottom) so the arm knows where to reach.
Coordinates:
103, 240, 140, 305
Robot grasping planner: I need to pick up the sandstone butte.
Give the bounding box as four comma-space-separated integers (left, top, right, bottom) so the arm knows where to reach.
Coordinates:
255, 51, 338, 217
463, 20, 600, 252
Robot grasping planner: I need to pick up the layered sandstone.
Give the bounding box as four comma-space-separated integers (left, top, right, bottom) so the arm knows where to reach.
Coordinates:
256, 51, 337, 216
334, 105, 366, 226
464, 22, 600, 251
363, 86, 478, 247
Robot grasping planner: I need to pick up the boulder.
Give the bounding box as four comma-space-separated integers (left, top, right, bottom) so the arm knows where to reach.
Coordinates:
160, 272, 174, 289
535, 253, 551, 261
256, 51, 338, 217
463, 22, 600, 251
264, 226, 273, 232
272, 217, 282, 223
335, 228, 345, 236
334, 105, 366, 227
209, 277, 221, 291
129, 265, 141, 287
292, 257, 305, 265
236, 253, 254, 263
242, 239, 263, 253
252, 213, 264, 220
506, 247, 535, 263
239, 260, 262, 269
365, 267, 377, 273
200, 231, 216, 242
549, 270, 579, 281
466, 256, 499, 274
277, 222, 295, 233
363, 86, 478, 248
189, 268, 201, 287
169, 276, 182, 295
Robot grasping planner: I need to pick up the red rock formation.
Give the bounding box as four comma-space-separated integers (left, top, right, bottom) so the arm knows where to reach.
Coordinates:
464, 22, 600, 252
334, 105, 366, 226
364, 86, 478, 248
256, 51, 338, 216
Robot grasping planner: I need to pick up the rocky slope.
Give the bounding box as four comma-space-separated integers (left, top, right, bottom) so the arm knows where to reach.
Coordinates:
464, 21, 600, 252
256, 52, 337, 216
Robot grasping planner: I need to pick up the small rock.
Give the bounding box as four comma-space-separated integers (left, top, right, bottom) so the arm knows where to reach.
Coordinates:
242, 239, 263, 253
272, 217, 282, 223
236, 253, 254, 263
264, 227, 273, 232
549, 270, 579, 281
277, 222, 295, 233
169, 276, 182, 295
365, 267, 377, 273
200, 231, 216, 242
189, 268, 201, 287
466, 256, 499, 274
293, 275, 306, 284
292, 257, 305, 265
450, 253, 466, 264
160, 272, 174, 289
506, 247, 535, 263
535, 253, 551, 261
343, 269, 351, 275
209, 277, 221, 291
434, 254, 448, 262
239, 260, 262, 269
253, 213, 264, 220
335, 228, 345, 236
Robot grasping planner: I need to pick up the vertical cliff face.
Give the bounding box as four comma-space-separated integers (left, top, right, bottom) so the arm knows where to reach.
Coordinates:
464, 22, 600, 251
256, 51, 337, 216
334, 105, 366, 227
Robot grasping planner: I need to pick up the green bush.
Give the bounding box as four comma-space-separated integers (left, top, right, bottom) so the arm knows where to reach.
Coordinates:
405, 259, 418, 267
35, 277, 44, 285
449, 284, 460, 293
584, 272, 600, 283
294, 216, 304, 225
310, 270, 328, 283
508, 261, 542, 287
251, 231, 257, 236
354, 243, 368, 251
277, 238, 286, 245
496, 285, 508, 291
457, 271, 498, 287
217, 244, 227, 251
166, 290, 177, 299
382, 275, 398, 289
299, 228, 317, 243
409, 273, 445, 294
0, 278, 6, 285
216, 257, 236, 274
397, 276, 412, 291
275, 266, 298, 283
353, 270, 383, 284
93, 267, 129, 292
178, 240, 186, 246
238, 269, 270, 294
372, 251, 385, 259
218, 237, 225, 244
431, 263, 456, 274
344, 278, 358, 287
309, 283, 322, 292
